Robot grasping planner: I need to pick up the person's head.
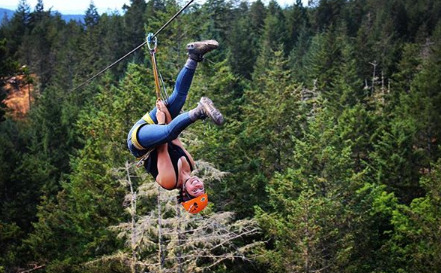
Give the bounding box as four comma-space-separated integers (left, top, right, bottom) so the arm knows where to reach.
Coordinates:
179, 176, 208, 213
183, 176, 205, 199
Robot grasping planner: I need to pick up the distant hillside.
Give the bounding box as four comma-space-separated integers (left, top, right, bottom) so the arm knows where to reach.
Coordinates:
0, 8, 14, 24
60, 14, 84, 23
0, 8, 83, 24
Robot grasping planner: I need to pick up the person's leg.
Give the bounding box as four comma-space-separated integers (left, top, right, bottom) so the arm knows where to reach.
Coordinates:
161, 62, 197, 118
137, 97, 224, 149
137, 112, 194, 149
148, 40, 219, 122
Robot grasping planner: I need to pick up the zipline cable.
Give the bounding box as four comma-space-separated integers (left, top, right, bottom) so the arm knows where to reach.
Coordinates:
71, 0, 195, 92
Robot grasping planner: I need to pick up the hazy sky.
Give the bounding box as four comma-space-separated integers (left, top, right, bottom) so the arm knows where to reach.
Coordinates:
0, 0, 304, 14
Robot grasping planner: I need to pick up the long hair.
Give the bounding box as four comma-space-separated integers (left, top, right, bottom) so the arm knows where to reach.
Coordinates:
177, 184, 195, 203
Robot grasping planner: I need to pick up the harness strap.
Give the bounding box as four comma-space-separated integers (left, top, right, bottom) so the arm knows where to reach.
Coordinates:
131, 113, 155, 151
131, 124, 147, 150
132, 114, 156, 168
136, 149, 153, 168
142, 112, 155, 124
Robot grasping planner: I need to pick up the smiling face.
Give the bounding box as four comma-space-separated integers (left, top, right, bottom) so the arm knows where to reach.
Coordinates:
184, 176, 205, 197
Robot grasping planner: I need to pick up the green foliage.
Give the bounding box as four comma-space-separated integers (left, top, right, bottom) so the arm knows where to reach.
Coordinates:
388, 159, 441, 272
227, 2, 260, 79
25, 65, 153, 270
1, 0, 441, 272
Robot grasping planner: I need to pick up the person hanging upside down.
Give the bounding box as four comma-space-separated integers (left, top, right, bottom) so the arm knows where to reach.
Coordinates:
127, 40, 223, 214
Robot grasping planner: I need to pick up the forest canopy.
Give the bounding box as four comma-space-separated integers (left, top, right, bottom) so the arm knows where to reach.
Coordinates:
1, 0, 441, 272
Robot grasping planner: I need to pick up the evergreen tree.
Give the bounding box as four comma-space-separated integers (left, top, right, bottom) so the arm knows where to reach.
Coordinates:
388, 158, 441, 272
32, 0, 45, 23
261, 0, 288, 55
249, 0, 266, 33
231, 48, 302, 215
0, 38, 18, 121
84, 2, 100, 27
288, 26, 312, 84
404, 24, 441, 166
200, 0, 235, 45
50, 20, 83, 90
122, 0, 147, 64
227, 2, 255, 79
77, 3, 107, 83
369, 114, 423, 203
25, 64, 153, 270
313, 0, 345, 31
255, 101, 360, 272
303, 29, 344, 96
23, 9, 62, 89
285, 0, 309, 54
0, 119, 28, 270
391, 43, 421, 95
2, 0, 31, 61
99, 13, 128, 79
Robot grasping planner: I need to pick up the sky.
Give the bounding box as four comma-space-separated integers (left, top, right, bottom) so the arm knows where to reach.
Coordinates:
0, 0, 304, 14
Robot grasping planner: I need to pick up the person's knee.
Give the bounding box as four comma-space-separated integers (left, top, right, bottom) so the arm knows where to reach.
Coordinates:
166, 126, 181, 141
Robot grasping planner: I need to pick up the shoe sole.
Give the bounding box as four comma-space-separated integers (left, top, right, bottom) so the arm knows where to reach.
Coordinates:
200, 97, 224, 125
187, 40, 219, 55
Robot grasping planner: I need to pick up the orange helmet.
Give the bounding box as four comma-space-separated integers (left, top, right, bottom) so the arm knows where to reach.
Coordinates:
181, 193, 208, 214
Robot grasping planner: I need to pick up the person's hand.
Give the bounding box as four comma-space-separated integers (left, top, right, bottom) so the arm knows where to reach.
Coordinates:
156, 100, 167, 112
156, 111, 165, 124
156, 100, 166, 125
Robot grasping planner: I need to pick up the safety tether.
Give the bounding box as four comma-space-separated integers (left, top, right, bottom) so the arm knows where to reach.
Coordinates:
147, 33, 168, 102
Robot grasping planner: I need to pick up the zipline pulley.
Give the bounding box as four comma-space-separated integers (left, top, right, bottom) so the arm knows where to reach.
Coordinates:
147, 33, 158, 52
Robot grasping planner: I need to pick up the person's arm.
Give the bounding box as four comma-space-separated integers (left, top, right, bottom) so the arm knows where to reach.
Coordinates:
156, 143, 176, 190
155, 100, 178, 189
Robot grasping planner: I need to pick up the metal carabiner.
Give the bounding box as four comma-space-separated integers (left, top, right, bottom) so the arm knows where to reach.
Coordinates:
146, 33, 157, 52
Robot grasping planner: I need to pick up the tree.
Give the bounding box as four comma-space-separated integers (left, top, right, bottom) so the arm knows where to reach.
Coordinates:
84, 2, 100, 27
285, 0, 309, 54
369, 116, 424, 203
5, 0, 31, 57
87, 161, 261, 273
388, 159, 441, 272
31, 0, 45, 23
261, 0, 288, 55
227, 2, 257, 79
122, 0, 147, 64
24, 64, 152, 271
254, 100, 356, 272
313, 0, 345, 31
227, 48, 303, 215
0, 38, 18, 121
23, 10, 62, 89
0, 119, 28, 270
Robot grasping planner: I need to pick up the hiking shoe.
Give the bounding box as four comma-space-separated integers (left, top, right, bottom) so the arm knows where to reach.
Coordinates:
187, 40, 219, 62
199, 97, 224, 125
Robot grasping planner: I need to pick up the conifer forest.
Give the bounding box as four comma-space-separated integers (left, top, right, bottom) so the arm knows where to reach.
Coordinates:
1, 0, 441, 272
